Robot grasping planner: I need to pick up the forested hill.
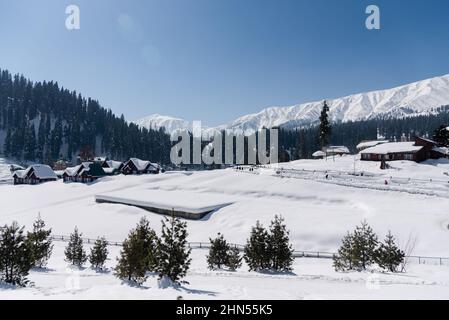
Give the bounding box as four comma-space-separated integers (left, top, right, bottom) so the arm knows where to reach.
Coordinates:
0, 69, 171, 164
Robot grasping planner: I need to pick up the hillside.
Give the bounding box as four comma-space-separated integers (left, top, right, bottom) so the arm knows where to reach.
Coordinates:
0, 69, 171, 164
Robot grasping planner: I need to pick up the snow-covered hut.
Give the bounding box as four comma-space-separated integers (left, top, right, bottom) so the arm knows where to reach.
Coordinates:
12, 164, 57, 185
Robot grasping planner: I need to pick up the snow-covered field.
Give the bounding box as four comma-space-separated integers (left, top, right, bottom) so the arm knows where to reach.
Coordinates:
2, 243, 449, 300
1, 156, 449, 299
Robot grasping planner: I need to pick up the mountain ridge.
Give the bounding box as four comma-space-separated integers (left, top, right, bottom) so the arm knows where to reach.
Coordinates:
134, 73, 449, 134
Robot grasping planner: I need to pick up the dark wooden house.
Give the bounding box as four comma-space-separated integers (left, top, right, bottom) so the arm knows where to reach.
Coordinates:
63, 162, 108, 183
360, 137, 446, 163
121, 158, 160, 175
13, 165, 57, 185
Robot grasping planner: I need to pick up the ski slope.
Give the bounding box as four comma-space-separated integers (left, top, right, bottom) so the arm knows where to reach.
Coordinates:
1, 157, 449, 299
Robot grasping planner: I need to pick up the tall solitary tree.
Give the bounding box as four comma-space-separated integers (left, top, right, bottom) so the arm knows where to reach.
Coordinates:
319, 100, 332, 148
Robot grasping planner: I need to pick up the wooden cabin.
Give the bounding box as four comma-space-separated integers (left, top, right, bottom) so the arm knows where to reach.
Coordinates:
360, 137, 446, 163
121, 158, 161, 175
13, 165, 57, 185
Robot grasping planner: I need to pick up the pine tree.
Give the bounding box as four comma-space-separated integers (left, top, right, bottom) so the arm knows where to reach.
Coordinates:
375, 232, 405, 272
155, 216, 191, 285
244, 221, 270, 271
351, 221, 378, 270
0, 222, 33, 286
319, 100, 332, 148
4, 128, 12, 156
207, 233, 231, 270
26, 214, 53, 268
89, 237, 109, 270
333, 232, 355, 272
114, 217, 158, 285
227, 246, 242, 271
24, 124, 36, 161
64, 227, 87, 267
267, 215, 294, 272
433, 124, 449, 147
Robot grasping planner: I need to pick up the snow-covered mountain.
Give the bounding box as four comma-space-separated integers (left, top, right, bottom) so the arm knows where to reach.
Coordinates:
134, 74, 449, 134
133, 114, 191, 133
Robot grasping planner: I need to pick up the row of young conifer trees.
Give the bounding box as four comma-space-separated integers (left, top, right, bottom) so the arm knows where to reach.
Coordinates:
207, 215, 294, 272
0, 215, 405, 288
0, 215, 192, 287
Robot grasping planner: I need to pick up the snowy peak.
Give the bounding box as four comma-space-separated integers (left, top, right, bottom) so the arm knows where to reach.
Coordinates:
133, 114, 190, 133
135, 74, 449, 134
227, 73, 449, 132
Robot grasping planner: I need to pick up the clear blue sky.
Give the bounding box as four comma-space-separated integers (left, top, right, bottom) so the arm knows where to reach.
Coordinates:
1, 0, 449, 126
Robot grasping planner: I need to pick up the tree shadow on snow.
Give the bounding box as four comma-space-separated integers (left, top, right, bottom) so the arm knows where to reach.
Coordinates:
170, 284, 217, 297
257, 269, 297, 276
31, 267, 57, 273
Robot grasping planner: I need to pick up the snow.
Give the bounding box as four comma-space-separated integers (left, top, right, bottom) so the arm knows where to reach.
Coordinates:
95, 189, 234, 215
357, 140, 390, 150
433, 146, 449, 155
133, 114, 191, 133
326, 146, 350, 154
1, 157, 449, 299
360, 142, 423, 155
312, 151, 326, 158
1, 244, 449, 300
135, 74, 449, 134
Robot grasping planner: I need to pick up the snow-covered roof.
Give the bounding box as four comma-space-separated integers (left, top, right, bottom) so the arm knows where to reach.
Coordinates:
148, 162, 161, 170
64, 163, 91, 177
325, 146, 350, 154
14, 165, 57, 180
128, 158, 151, 171
312, 151, 326, 157
356, 140, 389, 150
433, 146, 449, 155
361, 142, 423, 155
105, 160, 123, 169
103, 168, 116, 174
12, 169, 27, 179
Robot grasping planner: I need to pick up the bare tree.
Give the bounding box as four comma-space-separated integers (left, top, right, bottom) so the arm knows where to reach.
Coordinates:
400, 233, 418, 272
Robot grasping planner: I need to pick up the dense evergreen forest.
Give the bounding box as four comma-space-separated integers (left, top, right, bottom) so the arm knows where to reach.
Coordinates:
279, 106, 449, 160
0, 69, 171, 165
